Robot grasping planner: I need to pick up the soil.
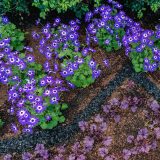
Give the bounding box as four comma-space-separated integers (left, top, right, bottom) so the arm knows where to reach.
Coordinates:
4, 79, 160, 160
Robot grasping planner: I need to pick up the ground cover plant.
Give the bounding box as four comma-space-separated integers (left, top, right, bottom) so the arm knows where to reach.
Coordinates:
0, 0, 160, 160
85, 2, 160, 72
123, 24, 160, 72
0, 35, 70, 132
32, 18, 101, 88
85, 2, 125, 52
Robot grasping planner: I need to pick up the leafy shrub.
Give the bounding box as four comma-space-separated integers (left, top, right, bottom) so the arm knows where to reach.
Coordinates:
0, 0, 103, 19
70, 0, 103, 19
85, 3, 126, 52
32, 0, 104, 19
122, 0, 160, 18
0, 17, 25, 51
32, 0, 82, 18
0, 0, 29, 15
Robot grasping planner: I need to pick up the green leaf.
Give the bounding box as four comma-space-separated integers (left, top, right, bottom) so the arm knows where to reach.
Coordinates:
19, 53, 25, 59
61, 103, 68, 110
59, 116, 65, 123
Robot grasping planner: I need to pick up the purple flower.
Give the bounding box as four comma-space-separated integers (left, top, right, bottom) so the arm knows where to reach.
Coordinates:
50, 96, 59, 104
103, 104, 111, 113
140, 144, 151, 153
77, 154, 86, 160
79, 121, 88, 132
131, 105, 137, 113
71, 142, 80, 153
35, 104, 46, 114
137, 128, 148, 141
83, 136, 94, 151
103, 136, 112, 146
94, 114, 103, 123
3, 154, 12, 160
2, 16, 9, 24
40, 149, 49, 159
105, 39, 110, 45
123, 149, 131, 160
28, 116, 39, 126
90, 123, 98, 133
92, 69, 101, 79
154, 127, 160, 139
120, 100, 129, 109
22, 152, 33, 160
57, 146, 66, 154
127, 135, 134, 143
69, 154, 76, 160
99, 122, 108, 132
114, 115, 121, 123
67, 81, 75, 88
23, 128, 33, 134
26, 55, 34, 63
98, 147, 108, 158
150, 100, 160, 112
61, 70, 69, 77
35, 144, 45, 154
105, 156, 114, 160
110, 98, 119, 105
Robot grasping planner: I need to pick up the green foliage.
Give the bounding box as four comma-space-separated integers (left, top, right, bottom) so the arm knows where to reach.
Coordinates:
32, 0, 103, 19
8, 51, 69, 129
0, 0, 103, 19
130, 47, 153, 72
0, 0, 29, 15
0, 17, 25, 51
10, 62, 45, 87
71, 3, 89, 19
66, 56, 95, 88
123, 0, 160, 19
96, 27, 125, 52
71, 0, 102, 19
0, 119, 4, 128
59, 49, 95, 88
27, 103, 68, 129
32, 0, 82, 19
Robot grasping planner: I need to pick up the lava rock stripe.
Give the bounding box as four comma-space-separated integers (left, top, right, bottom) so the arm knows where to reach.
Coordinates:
131, 73, 160, 100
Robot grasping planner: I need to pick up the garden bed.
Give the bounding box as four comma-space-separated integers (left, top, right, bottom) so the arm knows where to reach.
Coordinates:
0, 1, 160, 159
1, 79, 160, 159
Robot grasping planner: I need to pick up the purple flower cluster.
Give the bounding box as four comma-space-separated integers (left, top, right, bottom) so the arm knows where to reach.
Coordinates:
32, 18, 81, 61
3, 144, 49, 160
0, 36, 68, 132
0, 17, 102, 133
32, 18, 101, 88
85, 4, 128, 49
84, 2, 160, 72
122, 23, 160, 72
